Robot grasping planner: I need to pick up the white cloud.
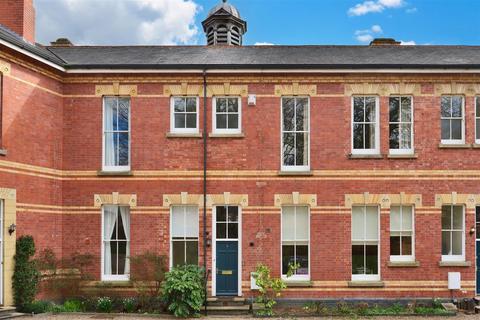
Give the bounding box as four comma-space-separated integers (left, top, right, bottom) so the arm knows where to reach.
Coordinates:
254, 42, 274, 46
36, 0, 200, 45
354, 25, 383, 43
406, 7, 418, 13
400, 40, 416, 45
348, 0, 405, 16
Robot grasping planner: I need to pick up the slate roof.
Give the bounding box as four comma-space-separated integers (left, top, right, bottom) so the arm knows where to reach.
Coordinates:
1, 23, 480, 70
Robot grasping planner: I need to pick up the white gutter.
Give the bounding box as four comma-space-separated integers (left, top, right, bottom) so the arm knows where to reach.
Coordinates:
0, 39, 66, 72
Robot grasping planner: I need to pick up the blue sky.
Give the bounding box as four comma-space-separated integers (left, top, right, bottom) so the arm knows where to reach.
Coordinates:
35, 0, 480, 46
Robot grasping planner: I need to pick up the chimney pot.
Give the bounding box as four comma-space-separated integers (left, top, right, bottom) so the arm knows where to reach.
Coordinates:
369, 38, 401, 46
50, 38, 74, 47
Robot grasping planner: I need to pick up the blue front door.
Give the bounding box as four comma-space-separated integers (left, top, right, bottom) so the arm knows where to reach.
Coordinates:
216, 241, 238, 295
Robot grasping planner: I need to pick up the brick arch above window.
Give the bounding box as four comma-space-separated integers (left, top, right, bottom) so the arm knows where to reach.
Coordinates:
274, 82, 316, 96
0, 60, 11, 75
94, 192, 137, 207
435, 192, 480, 209
435, 83, 480, 96
274, 192, 317, 207
95, 82, 138, 96
345, 192, 422, 209
164, 83, 248, 97
163, 192, 248, 208
345, 82, 421, 96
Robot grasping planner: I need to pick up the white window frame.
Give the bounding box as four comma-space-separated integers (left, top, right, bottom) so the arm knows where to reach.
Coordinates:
212, 96, 242, 134
389, 96, 414, 155
389, 205, 415, 262
170, 96, 199, 134
280, 205, 310, 281
280, 96, 310, 172
101, 205, 130, 281
351, 96, 380, 155
351, 205, 380, 282
441, 205, 465, 262
169, 205, 199, 269
440, 95, 465, 145
102, 96, 131, 172
475, 96, 480, 144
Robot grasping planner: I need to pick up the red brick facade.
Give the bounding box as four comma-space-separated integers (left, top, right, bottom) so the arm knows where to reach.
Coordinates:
0, 0, 35, 43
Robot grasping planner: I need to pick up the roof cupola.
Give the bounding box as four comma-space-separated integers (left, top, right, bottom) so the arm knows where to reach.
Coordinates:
202, 0, 247, 46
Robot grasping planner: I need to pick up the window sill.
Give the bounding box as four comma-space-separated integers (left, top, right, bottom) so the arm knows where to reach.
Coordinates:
388, 261, 420, 267
438, 143, 471, 149
438, 261, 471, 267
94, 280, 131, 286
472, 144, 480, 148
387, 153, 418, 159
348, 153, 383, 159
166, 132, 202, 138
209, 133, 245, 138
283, 280, 313, 288
277, 171, 313, 176
348, 281, 385, 288
97, 170, 133, 177
0, 149, 7, 156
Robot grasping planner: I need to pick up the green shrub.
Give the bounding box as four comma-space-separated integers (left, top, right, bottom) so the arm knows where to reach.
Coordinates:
22, 300, 51, 314
63, 299, 85, 312
122, 297, 137, 313
13, 236, 40, 311
130, 252, 167, 299
96, 297, 113, 313
162, 265, 205, 318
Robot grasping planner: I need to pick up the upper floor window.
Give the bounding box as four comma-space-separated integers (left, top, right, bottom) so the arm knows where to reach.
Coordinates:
171, 206, 199, 268
441, 205, 464, 262
281, 206, 309, 280
103, 97, 130, 172
475, 96, 480, 144
281, 97, 310, 171
102, 205, 130, 281
213, 97, 241, 134
352, 96, 379, 155
389, 96, 413, 154
171, 97, 198, 134
390, 205, 414, 262
441, 95, 464, 144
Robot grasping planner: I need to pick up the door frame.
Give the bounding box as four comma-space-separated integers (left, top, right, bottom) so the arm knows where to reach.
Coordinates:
212, 205, 242, 297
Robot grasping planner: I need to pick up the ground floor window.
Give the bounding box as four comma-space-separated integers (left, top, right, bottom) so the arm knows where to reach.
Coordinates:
171, 206, 199, 267
390, 205, 414, 261
102, 205, 130, 280
281, 206, 309, 280
441, 205, 464, 261
352, 206, 379, 281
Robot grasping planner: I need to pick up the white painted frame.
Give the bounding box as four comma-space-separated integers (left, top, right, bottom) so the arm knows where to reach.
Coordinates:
211, 205, 242, 297
102, 96, 131, 172
351, 205, 381, 282
170, 96, 200, 134
389, 96, 414, 155
440, 95, 465, 145
475, 96, 480, 144
280, 205, 310, 281
101, 205, 130, 281
280, 96, 311, 172
351, 96, 380, 155
389, 205, 415, 262
441, 205, 465, 262
212, 96, 242, 134
169, 205, 199, 269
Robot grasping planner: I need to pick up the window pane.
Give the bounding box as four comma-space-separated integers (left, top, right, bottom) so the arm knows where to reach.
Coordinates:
228, 206, 238, 222
365, 207, 378, 240
452, 231, 463, 255
401, 97, 412, 122
296, 245, 309, 275
216, 98, 227, 112
390, 235, 401, 255
365, 245, 378, 274
353, 124, 364, 149
365, 97, 376, 122
441, 206, 451, 229
227, 98, 238, 112
441, 120, 450, 140
282, 98, 295, 131
364, 124, 375, 149
175, 114, 186, 128
227, 114, 238, 129
390, 206, 401, 230
216, 206, 227, 222
295, 133, 307, 166
452, 206, 463, 229
402, 236, 412, 255
282, 207, 295, 241
296, 98, 308, 131
451, 119, 462, 140
174, 98, 186, 112
186, 241, 198, 265
216, 223, 226, 239
352, 245, 364, 275
117, 241, 127, 274
352, 207, 364, 240
353, 98, 365, 122
216, 114, 227, 129
389, 97, 400, 122
442, 231, 451, 255
282, 133, 295, 166
400, 124, 412, 149
118, 133, 129, 166
109, 241, 118, 274
172, 241, 185, 267
227, 223, 238, 239
171, 207, 184, 237
185, 207, 199, 237
118, 101, 129, 131
476, 119, 480, 140
282, 245, 294, 275
389, 124, 399, 149
186, 114, 196, 128
452, 96, 463, 117
296, 208, 309, 240
441, 97, 451, 117
186, 98, 196, 112
402, 206, 413, 230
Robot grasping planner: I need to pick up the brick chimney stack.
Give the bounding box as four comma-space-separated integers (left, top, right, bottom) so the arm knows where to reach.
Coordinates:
0, 0, 36, 43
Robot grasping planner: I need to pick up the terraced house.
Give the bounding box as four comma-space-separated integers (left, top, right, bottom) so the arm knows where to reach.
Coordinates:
0, 0, 480, 306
